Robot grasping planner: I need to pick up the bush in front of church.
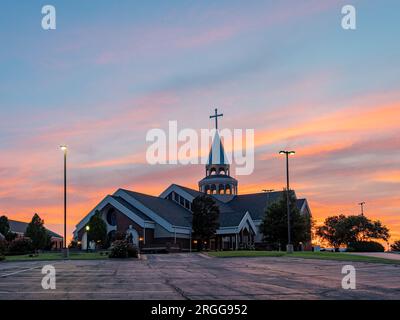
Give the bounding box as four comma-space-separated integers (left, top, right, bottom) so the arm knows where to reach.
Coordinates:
0, 239, 7, 258
7, 237, 34, 255
347, 241, 385, 252
109, 240, 138, 258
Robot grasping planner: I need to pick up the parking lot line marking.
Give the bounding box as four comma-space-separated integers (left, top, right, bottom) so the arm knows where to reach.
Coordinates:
0, 266, 43, 278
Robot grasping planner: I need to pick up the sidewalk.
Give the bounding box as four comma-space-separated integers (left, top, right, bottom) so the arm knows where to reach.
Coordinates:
347, 252, 400, 261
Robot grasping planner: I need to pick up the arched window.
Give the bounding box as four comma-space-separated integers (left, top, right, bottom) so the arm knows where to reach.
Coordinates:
106, 208, 117, 226
210, 184, 216, 194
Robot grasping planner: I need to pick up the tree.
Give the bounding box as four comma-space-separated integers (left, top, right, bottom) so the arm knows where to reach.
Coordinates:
0, 215, 10, 236
5, 232, 17, 242
259, 191, 312, 250
315, 215, 349, 249
25, 213, 51, 251
88, 210, 107, 248
316, 214, 390, 249
391, 240, 400, 252
192, 195, 220, 251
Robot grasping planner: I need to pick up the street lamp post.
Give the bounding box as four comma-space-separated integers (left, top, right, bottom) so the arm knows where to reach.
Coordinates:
60, 145, 68, 258
85, 225, 90, 253
279, 150, 295, 253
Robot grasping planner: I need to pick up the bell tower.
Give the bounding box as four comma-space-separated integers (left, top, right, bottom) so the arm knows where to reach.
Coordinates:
198, 109, 238, 201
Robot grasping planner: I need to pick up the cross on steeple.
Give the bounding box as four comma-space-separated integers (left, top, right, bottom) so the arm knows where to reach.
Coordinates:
210, 108, 223, 130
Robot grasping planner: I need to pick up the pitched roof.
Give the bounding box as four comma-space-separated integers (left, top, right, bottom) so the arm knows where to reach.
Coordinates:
171, 184, 203, 198
162, 185, 307, 224
120, 189, 192, 227
296, 198, 306, 210
8, 219, 63, 239
111, 196, 152, 221
219, 211, 247, 228
226, 192, 286, 221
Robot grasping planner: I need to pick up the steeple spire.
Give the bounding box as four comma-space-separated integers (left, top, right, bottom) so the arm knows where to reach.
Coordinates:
199, 109, 238, 198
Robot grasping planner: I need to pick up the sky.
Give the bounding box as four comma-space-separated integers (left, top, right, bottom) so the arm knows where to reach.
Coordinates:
0, 0, 399, 243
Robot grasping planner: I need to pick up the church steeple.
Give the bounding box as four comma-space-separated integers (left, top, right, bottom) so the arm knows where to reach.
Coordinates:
198, 109, 238, 200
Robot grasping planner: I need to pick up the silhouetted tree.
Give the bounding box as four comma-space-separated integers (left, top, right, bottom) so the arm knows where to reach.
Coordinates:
88, 210, 107, 249
260, 191, 312, 250
0, 215, 10, 236
25, 213, 51, 251
390, 240, 400, 252
316, 214, 390, 249
192, 195, 219, 251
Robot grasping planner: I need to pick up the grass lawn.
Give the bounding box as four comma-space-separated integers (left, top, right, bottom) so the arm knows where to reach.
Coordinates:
207, 251, 400, 265
4, 251, 110, 262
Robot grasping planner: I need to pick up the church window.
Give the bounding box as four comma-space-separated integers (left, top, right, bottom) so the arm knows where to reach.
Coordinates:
106, 208, 117, 226
107, 230, 116, 243
185, 199, 190, 209
179, 195, 184, 206
173, 192, 179, 202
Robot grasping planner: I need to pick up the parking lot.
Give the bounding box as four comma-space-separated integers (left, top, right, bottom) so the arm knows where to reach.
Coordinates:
0, 253, 399, 299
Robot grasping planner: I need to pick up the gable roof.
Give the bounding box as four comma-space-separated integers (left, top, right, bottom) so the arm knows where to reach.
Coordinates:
219, 211, 247, 228
171, 184, 203, 198
164, 185, 308, 222
8, 219, 63, 239
111, 196, 152, 221
120, 189, 192, 228
226, 192, 286, 221
296, 198, 306, 210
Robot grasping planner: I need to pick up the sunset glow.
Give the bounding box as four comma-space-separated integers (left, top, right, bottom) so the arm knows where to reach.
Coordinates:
0, 0, 399, 244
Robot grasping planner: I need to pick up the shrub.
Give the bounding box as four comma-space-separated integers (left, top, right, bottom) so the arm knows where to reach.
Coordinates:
0, 240, 7, 256
390, 240, 400, 252
0, 255, 5, 261
5, 232, 17, 242
114, 231, 126, 241
7, 238, 33, 255
68, 240, 81, 250
109, 240, 138, 258
347, 241, 385, 252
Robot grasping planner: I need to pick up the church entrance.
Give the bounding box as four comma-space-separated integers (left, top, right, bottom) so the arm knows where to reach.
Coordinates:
126, 226, 139, 246
213, 227, 255, 251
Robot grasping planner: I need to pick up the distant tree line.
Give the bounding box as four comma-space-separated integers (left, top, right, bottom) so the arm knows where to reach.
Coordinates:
316, 214, 390, 251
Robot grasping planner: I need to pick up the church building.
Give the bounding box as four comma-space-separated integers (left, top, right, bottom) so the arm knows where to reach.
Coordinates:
73, 112, 312, 251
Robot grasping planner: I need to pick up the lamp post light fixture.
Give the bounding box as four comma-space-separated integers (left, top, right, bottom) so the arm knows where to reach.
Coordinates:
60, 145, 69, 258
262, 189, 275, 211
85, 225, 90, 253
279, 150, 295, 253
358, 201, 365, 216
